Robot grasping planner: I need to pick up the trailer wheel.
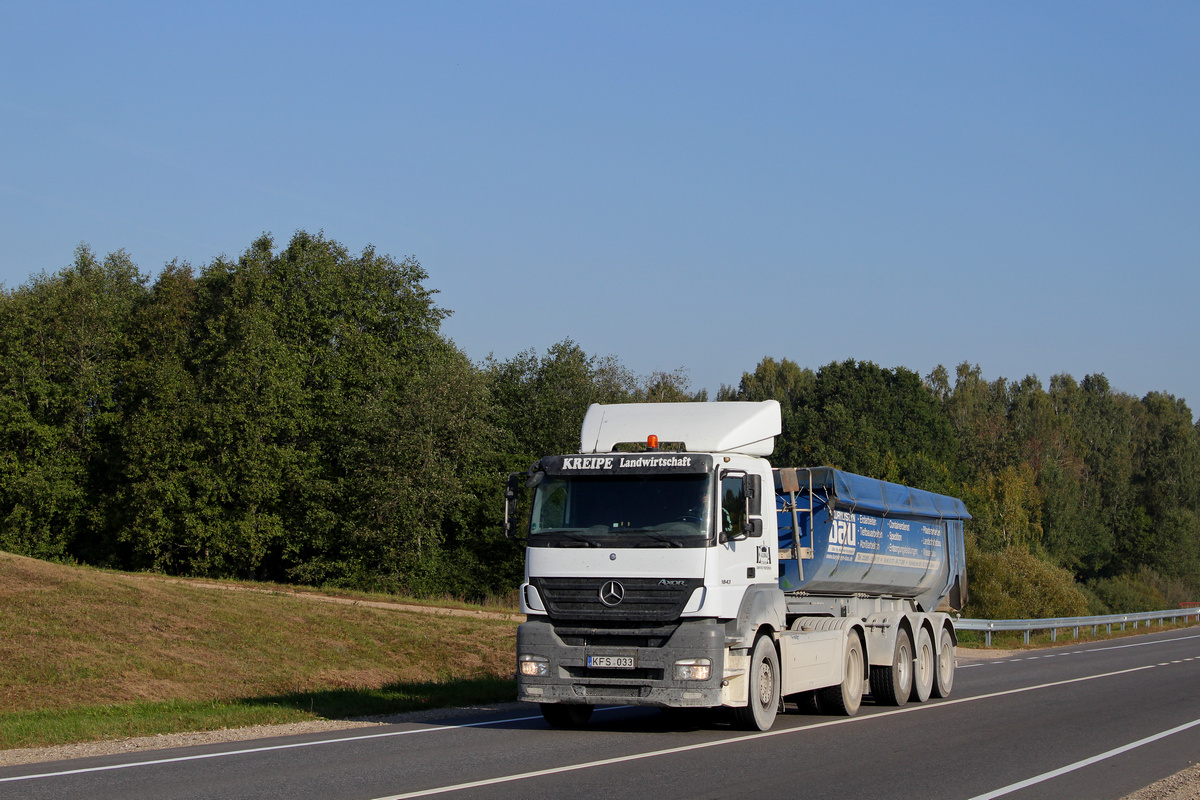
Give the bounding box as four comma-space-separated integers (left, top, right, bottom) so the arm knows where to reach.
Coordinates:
933, 627, 956, 698
732, 635, 780, 731
912, 627, 935, 702
870, 629, 913, 706
815, 634, 863, 716
540, 703, 593, 728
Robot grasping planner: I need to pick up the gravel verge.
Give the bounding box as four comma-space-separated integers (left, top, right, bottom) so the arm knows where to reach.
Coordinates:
1119, 764, 1200, 800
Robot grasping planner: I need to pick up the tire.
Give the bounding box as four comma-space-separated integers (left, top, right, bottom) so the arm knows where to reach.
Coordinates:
932, 626, 956, 698
815, 635, 864, 716
786, 689, 820, 714
912, 626, 935, 703
731, 635, 780, 731
540, 703, 593, 728
870, 629, 913, 706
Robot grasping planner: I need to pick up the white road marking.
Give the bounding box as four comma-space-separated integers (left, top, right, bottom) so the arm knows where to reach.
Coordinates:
369, 663, 1163, 799
964, 716, 1200, 800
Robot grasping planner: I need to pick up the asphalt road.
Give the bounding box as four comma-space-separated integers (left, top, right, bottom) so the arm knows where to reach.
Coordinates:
4, 628, 1200, 800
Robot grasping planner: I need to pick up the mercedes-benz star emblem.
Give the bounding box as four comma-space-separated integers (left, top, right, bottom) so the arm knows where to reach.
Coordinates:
599, 580, 625, 607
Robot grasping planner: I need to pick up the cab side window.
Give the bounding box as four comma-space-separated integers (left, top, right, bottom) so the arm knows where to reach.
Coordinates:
721, 475, 745, 536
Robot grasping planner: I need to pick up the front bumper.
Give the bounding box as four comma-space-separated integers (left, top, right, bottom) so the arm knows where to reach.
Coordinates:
516, 617, 726, 707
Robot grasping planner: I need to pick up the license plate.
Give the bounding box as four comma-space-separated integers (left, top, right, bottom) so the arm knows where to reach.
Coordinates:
588, 655, 636, 669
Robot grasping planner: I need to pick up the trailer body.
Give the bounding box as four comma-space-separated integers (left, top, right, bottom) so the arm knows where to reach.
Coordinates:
775, 467, 969, 611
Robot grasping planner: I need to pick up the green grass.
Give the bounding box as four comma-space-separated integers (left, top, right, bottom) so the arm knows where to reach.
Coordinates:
0, 677, 518, 750
136, 573, 523, 615
0, 551, 521, 750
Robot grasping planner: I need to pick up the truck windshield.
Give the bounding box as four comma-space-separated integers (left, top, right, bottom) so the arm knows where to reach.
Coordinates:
529, 473, 711, 548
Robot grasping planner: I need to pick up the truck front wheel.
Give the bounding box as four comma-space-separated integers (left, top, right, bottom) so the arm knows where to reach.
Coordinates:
540, 703, 593, 728
732, 635, 780, 731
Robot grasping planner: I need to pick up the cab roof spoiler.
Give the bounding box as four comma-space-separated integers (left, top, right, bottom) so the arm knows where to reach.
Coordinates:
579, 400, 781, 456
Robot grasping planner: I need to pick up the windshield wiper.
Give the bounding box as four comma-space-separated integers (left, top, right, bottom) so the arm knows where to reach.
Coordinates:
547, 532, 601, 547
630, 530, 685, 548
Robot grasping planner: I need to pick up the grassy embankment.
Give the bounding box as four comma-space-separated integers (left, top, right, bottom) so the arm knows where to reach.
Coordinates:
0, 551, 520, 750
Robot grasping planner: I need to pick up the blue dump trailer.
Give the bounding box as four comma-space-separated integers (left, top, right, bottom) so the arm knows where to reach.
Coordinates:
512, 401, 971, 732
775, 467, 969, 613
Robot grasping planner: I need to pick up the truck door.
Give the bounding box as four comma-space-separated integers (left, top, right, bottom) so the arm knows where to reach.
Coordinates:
716, 469, 772, 591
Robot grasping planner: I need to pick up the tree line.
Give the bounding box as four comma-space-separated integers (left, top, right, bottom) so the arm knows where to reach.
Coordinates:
2, 232, 1197, 616
720, 359, 1200, 617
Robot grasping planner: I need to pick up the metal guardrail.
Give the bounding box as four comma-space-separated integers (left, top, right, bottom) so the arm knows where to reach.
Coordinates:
956, 607, 1200, 647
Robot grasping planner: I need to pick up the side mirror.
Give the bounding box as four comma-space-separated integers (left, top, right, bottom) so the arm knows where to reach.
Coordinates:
503, 473, 523, 539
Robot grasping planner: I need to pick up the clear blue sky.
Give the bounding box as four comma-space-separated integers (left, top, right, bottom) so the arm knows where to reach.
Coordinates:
3, 2, 1198, 414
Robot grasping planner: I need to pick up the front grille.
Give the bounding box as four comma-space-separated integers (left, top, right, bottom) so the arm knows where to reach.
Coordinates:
554, 625, 679, 648
562, 666, 664, 681
531, 577, 703, 623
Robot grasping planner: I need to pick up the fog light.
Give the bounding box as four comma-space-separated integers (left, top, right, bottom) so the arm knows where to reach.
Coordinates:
674, 658, 711, 681
518, 655, 549, 677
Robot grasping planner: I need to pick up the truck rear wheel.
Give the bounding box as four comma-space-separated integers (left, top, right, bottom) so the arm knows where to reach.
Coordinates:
912, 627, 935, 702
870, 629, 913, 706
540, 703, 593, 728
815, 635, 863, 716
933, 626, 955, 698
731, 635, 780, 731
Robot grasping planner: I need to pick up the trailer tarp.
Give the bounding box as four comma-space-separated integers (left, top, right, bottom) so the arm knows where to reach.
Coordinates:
800, 467, 971, 521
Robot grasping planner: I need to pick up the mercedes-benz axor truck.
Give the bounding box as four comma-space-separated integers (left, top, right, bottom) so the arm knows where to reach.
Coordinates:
506, 400, 970, 730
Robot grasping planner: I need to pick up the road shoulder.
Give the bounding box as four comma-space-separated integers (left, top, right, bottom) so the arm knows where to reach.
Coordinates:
0, 703, 528, 768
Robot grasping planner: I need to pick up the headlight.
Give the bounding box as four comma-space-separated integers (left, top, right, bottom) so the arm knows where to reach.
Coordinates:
518, 654, 549, 677
674, 658, 711, 681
